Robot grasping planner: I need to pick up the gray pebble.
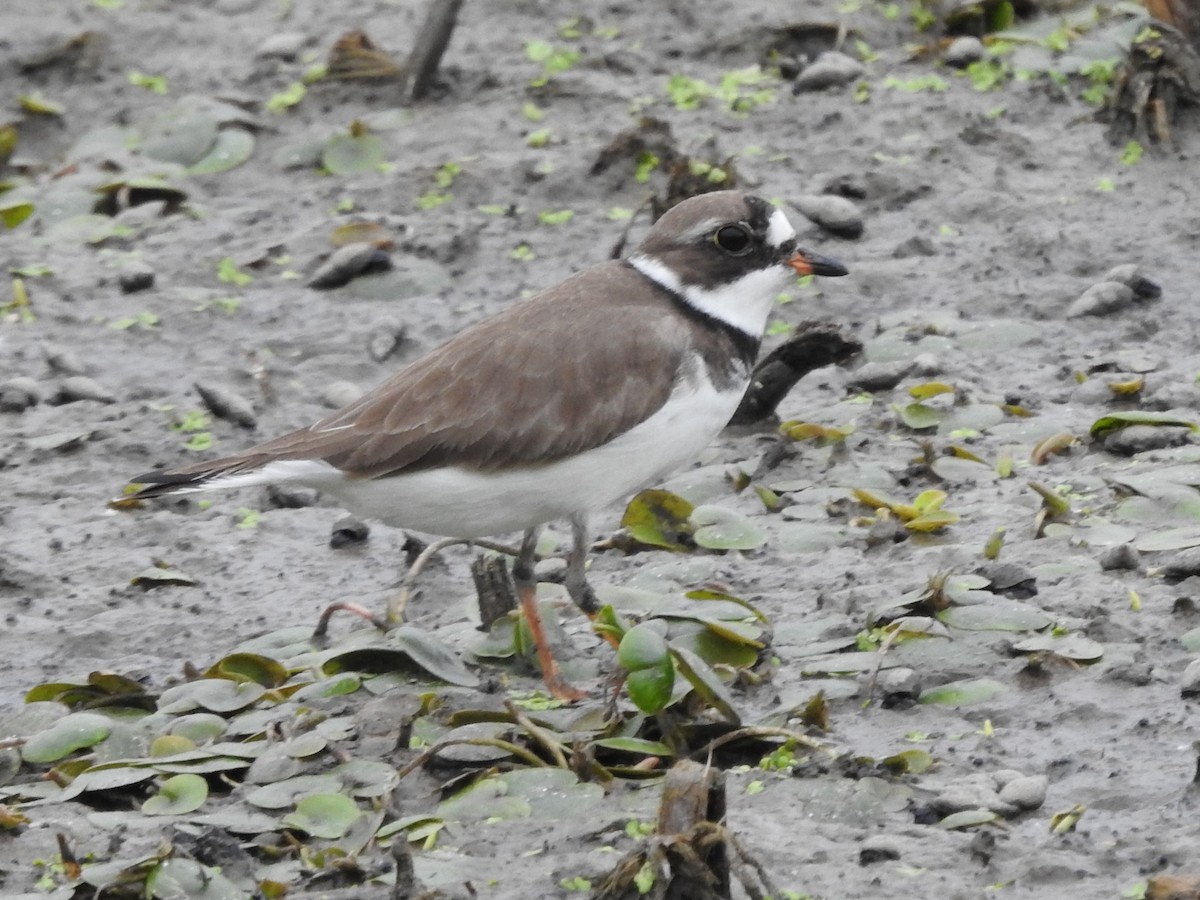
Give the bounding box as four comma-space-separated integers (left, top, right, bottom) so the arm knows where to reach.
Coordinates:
848, 359, 912, 392
1181, 659, 1200, 697
859, 835, 901, 865
368, 318, 408, 363
1065, 281, 1134, 318
0, 376, 42, 412
790, 194, 864, 239
911, 353, 942, 377
256, 32, 309, 60
194, 381, 257, 428
892, 235, 936, 258
932, 783, 1017, 818
267, 484, 319, 509
307, 243, 393, 290
1103, 424, 1193, 456
331, 516, 370, 548
1162, 547, 1200, 582
944, 36, 985, 68
1099, 543, 1140, 571
873, 666, 922, 704
42, 343, 87, 376
1069, 378, 1115, 406
794, 51, 865, 91
118, 260, 156, 294
1101, 263, 1161, 299
997, 774, 1047, 811
322, 380, 362, 410
57, 375, 116, 404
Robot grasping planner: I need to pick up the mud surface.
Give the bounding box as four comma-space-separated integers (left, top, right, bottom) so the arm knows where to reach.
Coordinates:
2, 1, 1200, 897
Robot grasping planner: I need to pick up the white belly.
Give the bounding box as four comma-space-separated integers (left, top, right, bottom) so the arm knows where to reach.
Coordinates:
230, 376, 745, 537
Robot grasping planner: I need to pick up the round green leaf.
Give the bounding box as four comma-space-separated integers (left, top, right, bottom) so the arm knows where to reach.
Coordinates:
621, 489, 695, 551
626, 658, 675, 714
282, 793, 362, 839
393, 626, 480, 687
21, 712, 113, 763
690, 505, 766, 551
617, 622, 670, 672
188, 128, 255, 175
142, 773, 209, 815
322, 132, 386, 175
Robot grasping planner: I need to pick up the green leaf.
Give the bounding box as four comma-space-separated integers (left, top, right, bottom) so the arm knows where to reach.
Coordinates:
617, 622, 670, 671
282, 793, 362, 839
323, 131, 386, 175
127, 70, 168, 94
591, 737, 674, 756
621, 489, 695, 551
216, 257, 252, 286
188, 129, 255, 175
898, 402, 943, 430
625, 659, 675, 714
918, 677, 1006, 706
537, 208, 574, 225
266, 82, 306, 113
1090, 411, 1197, 437
205, 652, 289, 687
0, 200, 34, 229
142, 773, 208, 815
908, 381, 955, 400
670, 646, 740, 724
21, 712, 113, 763
19, 93, 65, 116
1120, 140, 1143, 166
690, 504, 766, 550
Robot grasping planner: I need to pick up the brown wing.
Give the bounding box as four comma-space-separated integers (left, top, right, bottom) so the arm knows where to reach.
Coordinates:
163, 263, 692, 480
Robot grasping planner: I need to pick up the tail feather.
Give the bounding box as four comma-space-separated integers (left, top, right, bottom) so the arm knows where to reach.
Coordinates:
126, 469, 222, 500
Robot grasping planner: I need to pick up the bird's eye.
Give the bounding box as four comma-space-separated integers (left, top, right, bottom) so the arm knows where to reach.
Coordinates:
713, 224, 752, 255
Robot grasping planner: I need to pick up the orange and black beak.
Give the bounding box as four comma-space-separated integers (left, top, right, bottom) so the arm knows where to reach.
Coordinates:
787, 249, 848, 278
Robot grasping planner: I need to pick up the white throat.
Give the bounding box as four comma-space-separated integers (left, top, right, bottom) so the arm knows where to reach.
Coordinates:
629, 254, 788, 338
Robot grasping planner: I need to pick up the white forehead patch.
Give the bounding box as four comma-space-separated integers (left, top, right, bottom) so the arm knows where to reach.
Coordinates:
766, 207, 797, 249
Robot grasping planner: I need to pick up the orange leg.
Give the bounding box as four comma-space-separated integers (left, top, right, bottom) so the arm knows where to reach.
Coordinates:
515, 527, 586, 701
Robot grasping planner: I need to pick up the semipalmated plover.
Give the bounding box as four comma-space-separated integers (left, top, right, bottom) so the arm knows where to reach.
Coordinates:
126, 190, 847, 698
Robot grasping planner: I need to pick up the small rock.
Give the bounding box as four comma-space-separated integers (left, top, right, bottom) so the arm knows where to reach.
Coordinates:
892, 235, 937, 258
848, 359, 912, 392
1181, 660, 1200, 697
793, 51, 865, 91
57, 375, 116, 404
874, 666, 922, 707
256, 32, 308, 60
118, 259, 156, 293
331, 516, 370, 548
1099, 543, 1140, 571
1163, 547, 1200, 583
1101, 263, 1161, 299
944, 36, 985, 68
1065, 281, 1134, 318
322, 380, 362, 410
368, 318, 408, 363
0, 376, 42, 412
42, 343, 87, 376
194, 381, 257, 428
998, 774, 1047, 811
1103, 424, 1193, 456
911, 353, 942, 377
859, 835, 901, 865
931, 781, 1017, 818
307, 243, 393, 290
267, 484, 319, 509
790, 194, 864, 239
